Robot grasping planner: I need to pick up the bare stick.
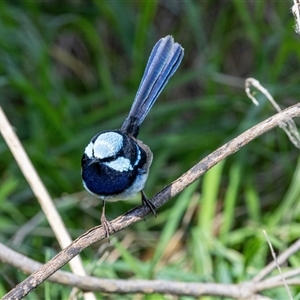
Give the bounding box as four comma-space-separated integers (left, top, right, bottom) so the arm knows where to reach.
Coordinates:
246, 77, 300, 149
253, 237, 300, 282
8, 240, 300, 298
262, 267, 300, 284
262, 230, 293, 300
0, 106, 95, 300
0, 242, 273, 299
3, 103, 300, 300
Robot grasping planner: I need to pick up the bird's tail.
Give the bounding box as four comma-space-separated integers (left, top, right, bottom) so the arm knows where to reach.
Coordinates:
121, 35, 184, 137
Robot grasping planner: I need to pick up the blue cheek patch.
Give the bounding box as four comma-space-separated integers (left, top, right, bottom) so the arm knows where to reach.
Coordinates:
85, 142, 94, 158
93, 132, 123, 159
104, 157, 133, 172
133, 145, 141, 167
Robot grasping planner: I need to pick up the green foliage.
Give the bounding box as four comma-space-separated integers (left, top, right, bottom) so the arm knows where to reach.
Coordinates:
1, 1, 300, 298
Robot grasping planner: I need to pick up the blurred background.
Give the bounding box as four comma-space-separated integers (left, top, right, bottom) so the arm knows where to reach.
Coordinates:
1, 1, 300, 299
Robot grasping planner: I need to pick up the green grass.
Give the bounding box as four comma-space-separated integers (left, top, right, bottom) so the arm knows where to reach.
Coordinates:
1, 1, 300, 299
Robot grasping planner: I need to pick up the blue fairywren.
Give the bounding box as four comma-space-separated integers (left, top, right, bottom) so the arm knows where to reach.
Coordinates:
81, 36, 184, 238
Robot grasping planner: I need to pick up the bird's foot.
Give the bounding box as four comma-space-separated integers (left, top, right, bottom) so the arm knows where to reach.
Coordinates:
141, 190, 157, 217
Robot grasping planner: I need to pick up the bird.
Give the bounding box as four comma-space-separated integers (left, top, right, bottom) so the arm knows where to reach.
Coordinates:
81, 35, 184, 239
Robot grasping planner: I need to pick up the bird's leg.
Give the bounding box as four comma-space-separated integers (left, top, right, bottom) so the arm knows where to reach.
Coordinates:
141, 190, 157, 217
101, 200, 114, 242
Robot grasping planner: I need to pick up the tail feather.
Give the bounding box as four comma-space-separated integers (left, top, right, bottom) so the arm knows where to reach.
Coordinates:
121, 36, 184, 136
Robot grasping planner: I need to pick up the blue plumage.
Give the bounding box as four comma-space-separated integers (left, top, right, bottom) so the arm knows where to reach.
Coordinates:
81, 36, 184, 238
82, 130, 147, 198
121, 36, 184, 136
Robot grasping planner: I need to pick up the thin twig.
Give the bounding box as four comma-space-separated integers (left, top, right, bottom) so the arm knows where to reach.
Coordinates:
0, 106, 96, 300
0, 242, 273, 299
245, 77, 300, 149
256, 279, 300, 292
262, 267, 300, 284
2, 241, 298, 299
253, 237, 300, 282
3, 103, 300, 300
262, 230, 293, 300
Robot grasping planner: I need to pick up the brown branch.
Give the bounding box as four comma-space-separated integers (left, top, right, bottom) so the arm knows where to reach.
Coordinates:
256, 279, 300, 292
0, 242, 273, 299
5, 239, 300, 298
253, 238, 300, 282
3, 103, 300, 300
0, 106, 96, 300
262, 267, 300, 284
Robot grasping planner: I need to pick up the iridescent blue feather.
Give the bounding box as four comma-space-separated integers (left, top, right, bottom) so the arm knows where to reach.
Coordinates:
121, 35, 184, 136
